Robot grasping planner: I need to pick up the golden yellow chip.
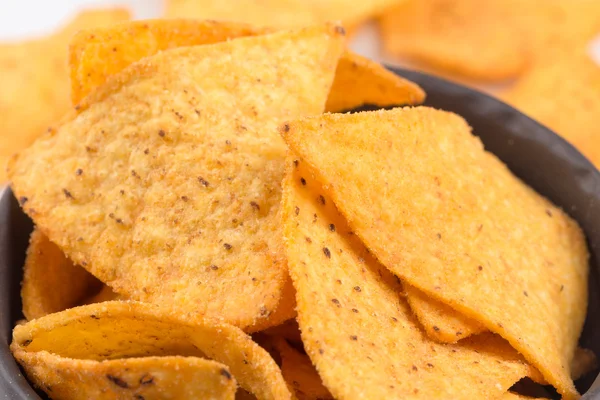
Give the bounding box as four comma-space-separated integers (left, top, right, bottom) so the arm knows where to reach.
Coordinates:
13, 355, 237, 400
273, 338, 332, 400
404, 284, 485, 343
69, 19, 267, 104
0, 8, 129, 183
9, 26, 345, 330
502, 53, 600, 168
379, 0, 526, 81
280, 108, 588, 399
22, 228, 102, 320
281, 158, 538, 399
513, 0, 600, 62
165, 0, 404, 32
11, 301, 292, 399
325, 51, 425, 112
69, 19, 423, 114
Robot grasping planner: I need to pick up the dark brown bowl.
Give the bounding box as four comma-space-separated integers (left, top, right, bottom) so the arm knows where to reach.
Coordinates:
1, 67, 600, 399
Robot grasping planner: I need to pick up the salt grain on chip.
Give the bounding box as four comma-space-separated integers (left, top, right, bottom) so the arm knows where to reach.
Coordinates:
281, 107, 588, 399
9, 25, 345, 330
11, 301, 291, 399
281, 157, 538, 399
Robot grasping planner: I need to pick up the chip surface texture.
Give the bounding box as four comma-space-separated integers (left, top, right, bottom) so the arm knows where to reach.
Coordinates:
281, 107, 588, 399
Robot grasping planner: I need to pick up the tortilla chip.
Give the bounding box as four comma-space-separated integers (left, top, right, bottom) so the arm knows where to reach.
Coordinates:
325, 51, 425, 112
12, 355, 237, 400
273, 338, 332, 400
9, 26, 345, 330
11, 301, 292, 399
0, 8, 129, 183
404, 284, 485, 343
379, 0, 526, 81
281, 157, 538, 399
280, 108, 588, 399
165, 0, 403, 32
69, 19, 422, 116
69, 19, 268, 104
513, 0, 600, 62
22, 228, 102, 320
502, 53, 600, 168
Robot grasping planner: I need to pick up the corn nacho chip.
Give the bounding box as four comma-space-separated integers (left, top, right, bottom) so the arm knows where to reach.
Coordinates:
280, 108, 588, 399
325, 51, 425, 112
165, 0, 404, 32
0, 8, 129, 183
273, 338, 332, 400
379, 0, 527, 81
502, 53, 600, 168
22, 228, 102, 320
10, 26, 345, 330
404, 284, 485, 343
11, 301, 292, 399
12, 354, 237, 400
69, 19, 267, 104
69, 19, 423, 115
281, 157, 538, 399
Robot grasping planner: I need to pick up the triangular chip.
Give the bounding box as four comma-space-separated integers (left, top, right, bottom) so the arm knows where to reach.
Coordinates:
281, 158, 537, 399
379, 0, 526, 81
12, 355, 237, 400
0, 8, 129, 182
69, 19, 423, 112
69, 19, 267, 104
324, 52, 424, 112
280, 108, 588, 399
165, 0, 403, 32
379, 0, 600, 82
9, 26, 345, 330
502, 53, 600, 168
11, 301, 291, 399
22, 228, 103, 320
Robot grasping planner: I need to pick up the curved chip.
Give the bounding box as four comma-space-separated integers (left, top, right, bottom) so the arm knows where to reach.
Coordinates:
280, 108, 588, 399
404, 284, 485, 343
22, 228, 102, 320
69, 19, 423, 115
379, 0, 526, 81
0, 8, 129, 183
502, 53, 600, 168
11, 301, 292, 400
9, 25, 345, 330
11, 354, 236, 400
281, 158, 537, 399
